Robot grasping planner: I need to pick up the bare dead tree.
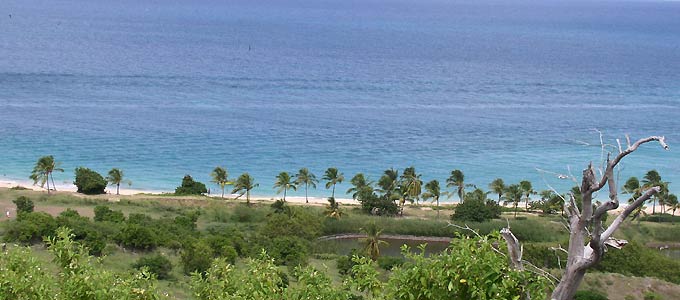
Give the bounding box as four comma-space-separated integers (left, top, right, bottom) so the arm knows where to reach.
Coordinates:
501, 135, 669, 300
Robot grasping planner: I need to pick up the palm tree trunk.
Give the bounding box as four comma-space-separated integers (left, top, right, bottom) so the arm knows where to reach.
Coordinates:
332, 184, 336, 199
653, 198, 656, 214
305, 183, 308, 203
284, 188, 287, 201
246, 190, 250, 206
436, 198, 440, 219
221, 186, 225, 198
117, 183, 120, 195
50, 172, 56, 191
45, 172, 51, 194
525, 197, 529, 211
514, 203, 518, 218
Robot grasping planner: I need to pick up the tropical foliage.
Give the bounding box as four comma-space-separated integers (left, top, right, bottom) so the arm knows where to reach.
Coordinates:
74, 167, 107, 195
106, 168, 131, 195
274, 171, 296, 201
295, 168, 318, 203
210, 166, 231, 198
29, 155, 64, 194
232, 173, 258, 205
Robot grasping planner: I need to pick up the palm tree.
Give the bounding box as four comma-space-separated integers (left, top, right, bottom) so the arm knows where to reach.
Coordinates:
322, 167, 344, 199
642, 170, 662, 214
210, 166, 232, 198
377, 168, 400, 199
359, 222, 388, 261
489, 178, 506, 204
325, 197, 343, 219
231, 173, 258, 206
106, 168, 131, 195
667, 194, 679, 223
505, 184, 523, 218
29, 155, 64, 194
446, 169, 466, 202
519, 180, 536, 211
622, 177, 642, 200
295, 168, 318, 203
623, 177, 644, 220
347, 173, 372, 200
422, 179, 441, 219
400, 166, 422, 208
274, 171, 296, 201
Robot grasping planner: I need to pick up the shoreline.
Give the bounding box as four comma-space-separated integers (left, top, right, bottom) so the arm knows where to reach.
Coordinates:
0, 177, 667, 214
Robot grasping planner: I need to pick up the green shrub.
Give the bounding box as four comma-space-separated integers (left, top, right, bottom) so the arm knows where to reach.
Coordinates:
597, 241, 680, 284
639, 214, 680, 223
93, 206, 125, 223
259, 207, 322, 240
181, 239, 214, 275
116, 223, 158, 251
13, 196, 34, 214
266, 236, 309, 266
452, 199, 500, 222
175, 175, 207, 195
574, 290, 608, 300
359, 194, 399, 216
204, 235, 239, 263
56, 209, 107, 256
336, 249, 362, 276
133, 253, 173, 280
3, 212, 57, 243
73, 167, 107, 195
643, 291, 663, 300
230, 204, 266, 223
377, 256, 404, 270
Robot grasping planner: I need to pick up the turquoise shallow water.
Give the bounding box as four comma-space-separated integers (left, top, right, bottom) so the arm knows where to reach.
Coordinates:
0, 0, 679, 198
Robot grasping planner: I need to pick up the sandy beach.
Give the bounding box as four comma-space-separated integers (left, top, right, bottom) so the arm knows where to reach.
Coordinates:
0, 177, 669, 215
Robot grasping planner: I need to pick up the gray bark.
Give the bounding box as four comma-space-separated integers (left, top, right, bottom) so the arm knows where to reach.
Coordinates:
549, 135, 668, 300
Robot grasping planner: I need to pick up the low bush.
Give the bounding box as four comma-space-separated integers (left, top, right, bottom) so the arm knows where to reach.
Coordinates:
13, 196, 34, 213
377, 256, 404, 270
3, 212, 57, 243
93, 206, 125, 223
596, 241, 680, 284
73, 167, 107, 195
175, 175, 207, 195
56, 209, 107, 255
116, 223, 158, 251
451, 199, 500, 222
265, 236, 309, 266
230, 205, 266, 223
133, 253, 173, 280
574, 290, 608, 300
181, 239, 214, 275
639, 214, 680, 223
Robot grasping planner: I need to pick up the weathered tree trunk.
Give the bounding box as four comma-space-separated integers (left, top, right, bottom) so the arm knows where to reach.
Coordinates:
548, 135, 669, 300
551, 266, 586, 300
503, 135, 669, 300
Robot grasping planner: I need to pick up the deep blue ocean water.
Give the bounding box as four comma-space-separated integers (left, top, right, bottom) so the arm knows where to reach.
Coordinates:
1, 0, 679, 198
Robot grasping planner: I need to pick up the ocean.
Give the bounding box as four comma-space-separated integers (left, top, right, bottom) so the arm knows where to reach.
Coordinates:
1, 0, 679, 199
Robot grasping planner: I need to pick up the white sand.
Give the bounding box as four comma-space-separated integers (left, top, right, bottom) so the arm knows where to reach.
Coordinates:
1, 176, 668, 214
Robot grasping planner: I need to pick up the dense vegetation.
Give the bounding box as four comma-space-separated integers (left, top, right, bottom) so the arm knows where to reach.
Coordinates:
4, 156, 679, 299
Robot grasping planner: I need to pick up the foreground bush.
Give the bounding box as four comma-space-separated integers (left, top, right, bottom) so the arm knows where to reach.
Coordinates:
74, 167, 107, 195
0, 228, 161, 300
3, 212, 57, 244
